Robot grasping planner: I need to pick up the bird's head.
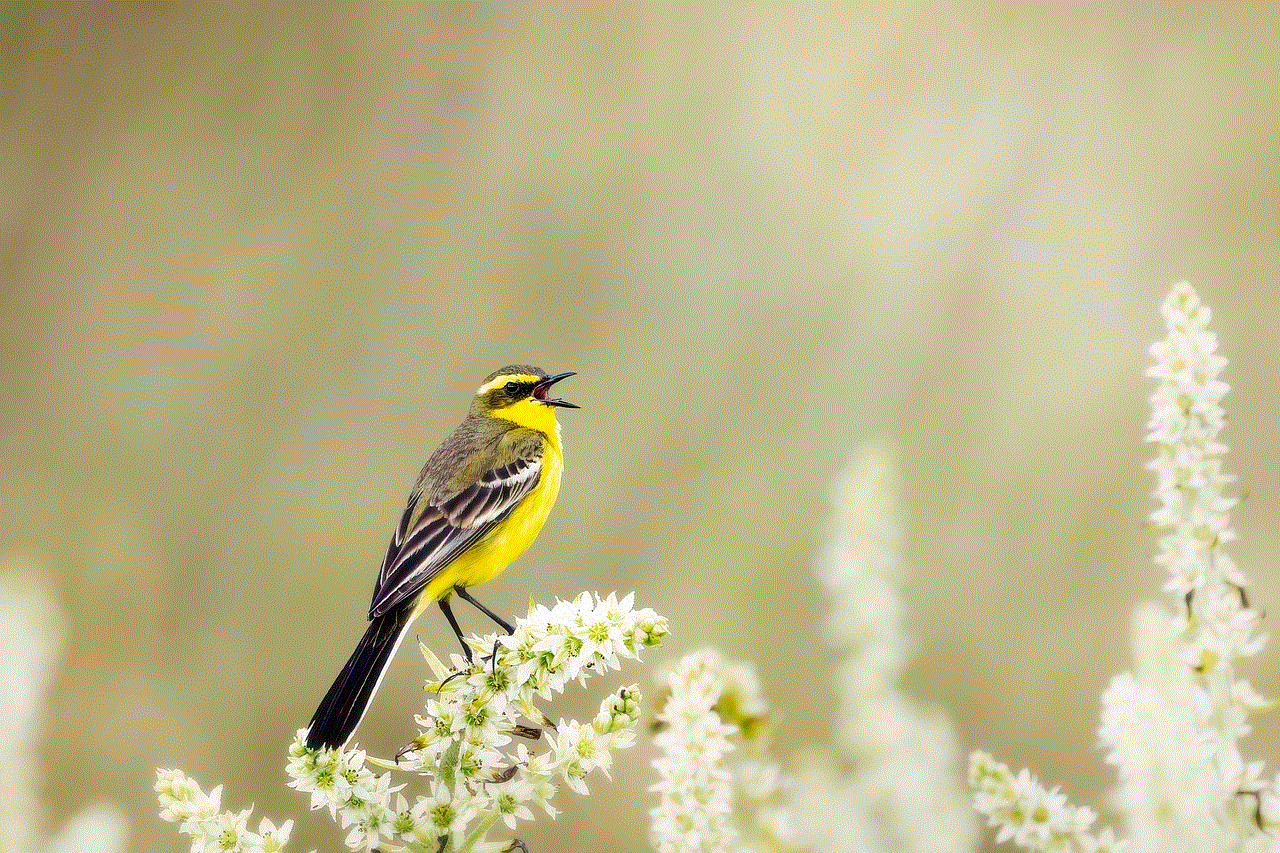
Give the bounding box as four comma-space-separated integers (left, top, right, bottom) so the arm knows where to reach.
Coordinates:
472, 365, 578, 434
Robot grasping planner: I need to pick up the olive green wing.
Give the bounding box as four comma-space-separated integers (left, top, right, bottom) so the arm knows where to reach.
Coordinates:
368, 448, 543, 619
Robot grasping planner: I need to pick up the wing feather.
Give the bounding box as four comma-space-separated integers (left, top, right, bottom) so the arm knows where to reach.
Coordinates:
368, 451, 543, 618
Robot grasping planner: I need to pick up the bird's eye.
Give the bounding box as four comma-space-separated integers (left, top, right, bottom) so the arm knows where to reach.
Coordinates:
504, 381, 520, 394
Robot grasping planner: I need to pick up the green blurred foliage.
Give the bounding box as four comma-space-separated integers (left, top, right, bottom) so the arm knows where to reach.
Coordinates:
1, 4, 1277, 852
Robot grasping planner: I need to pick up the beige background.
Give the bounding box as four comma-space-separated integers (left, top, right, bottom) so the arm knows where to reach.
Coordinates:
3, 4, 1278, 851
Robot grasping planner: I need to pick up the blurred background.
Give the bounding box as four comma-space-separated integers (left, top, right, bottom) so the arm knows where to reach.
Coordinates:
2, 4, 1277, 851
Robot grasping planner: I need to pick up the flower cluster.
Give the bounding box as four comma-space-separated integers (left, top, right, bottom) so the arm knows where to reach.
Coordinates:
649, 445, 975, 853
793, 445, 975, 853
1145, 283, 1265, 671
3, 572, 128, 853
288, 591, 666, 853
1146, 282, 1239, 607
155, 769, 293, 853
649, 648, 785, 853
1095, 281, 1274, 851
969, 752, 1123, 853
970, 282, 1278, 853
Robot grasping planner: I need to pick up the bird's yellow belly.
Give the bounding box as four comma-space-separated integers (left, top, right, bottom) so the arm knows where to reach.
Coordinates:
418, 452, 563, 607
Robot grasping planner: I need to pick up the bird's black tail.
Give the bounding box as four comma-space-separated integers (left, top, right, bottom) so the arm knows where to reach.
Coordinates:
305, 604, 414, 750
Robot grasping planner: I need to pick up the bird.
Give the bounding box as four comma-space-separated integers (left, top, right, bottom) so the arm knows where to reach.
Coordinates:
304, 365, 577, 750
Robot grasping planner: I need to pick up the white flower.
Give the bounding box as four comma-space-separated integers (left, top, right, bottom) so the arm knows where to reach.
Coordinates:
420, 779, 479, 839
789, 444, 975, 853
490, 776, 537, 830
970, 752, 1123, 853
277, 591, 663, 853
155, 769, 298, 853
974, 282, 1278, 853
256, 818, 293, 853
3, 576, 129, 853
649, 649, 775, 853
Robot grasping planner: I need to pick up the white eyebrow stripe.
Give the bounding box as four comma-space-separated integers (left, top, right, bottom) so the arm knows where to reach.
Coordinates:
475, 373, 543, 395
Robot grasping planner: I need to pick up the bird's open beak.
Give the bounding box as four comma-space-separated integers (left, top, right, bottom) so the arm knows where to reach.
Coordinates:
532, 372, 579, 408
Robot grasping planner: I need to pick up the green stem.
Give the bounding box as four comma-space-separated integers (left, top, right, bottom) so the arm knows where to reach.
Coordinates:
459, 809, 502, 852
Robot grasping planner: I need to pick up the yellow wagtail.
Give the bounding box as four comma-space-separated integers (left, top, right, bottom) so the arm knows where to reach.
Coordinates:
305, 365, 577, 750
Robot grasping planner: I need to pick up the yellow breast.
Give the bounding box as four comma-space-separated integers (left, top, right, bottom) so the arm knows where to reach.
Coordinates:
419, 437, 563, 604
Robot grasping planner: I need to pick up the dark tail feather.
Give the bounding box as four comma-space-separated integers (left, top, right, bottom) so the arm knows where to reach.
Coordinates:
305, 605, 414, 750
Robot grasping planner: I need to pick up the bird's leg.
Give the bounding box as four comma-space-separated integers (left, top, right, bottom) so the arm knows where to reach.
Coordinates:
455, 585, 515, 634
488, 636, 503, 675
438, 595, 473, 663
